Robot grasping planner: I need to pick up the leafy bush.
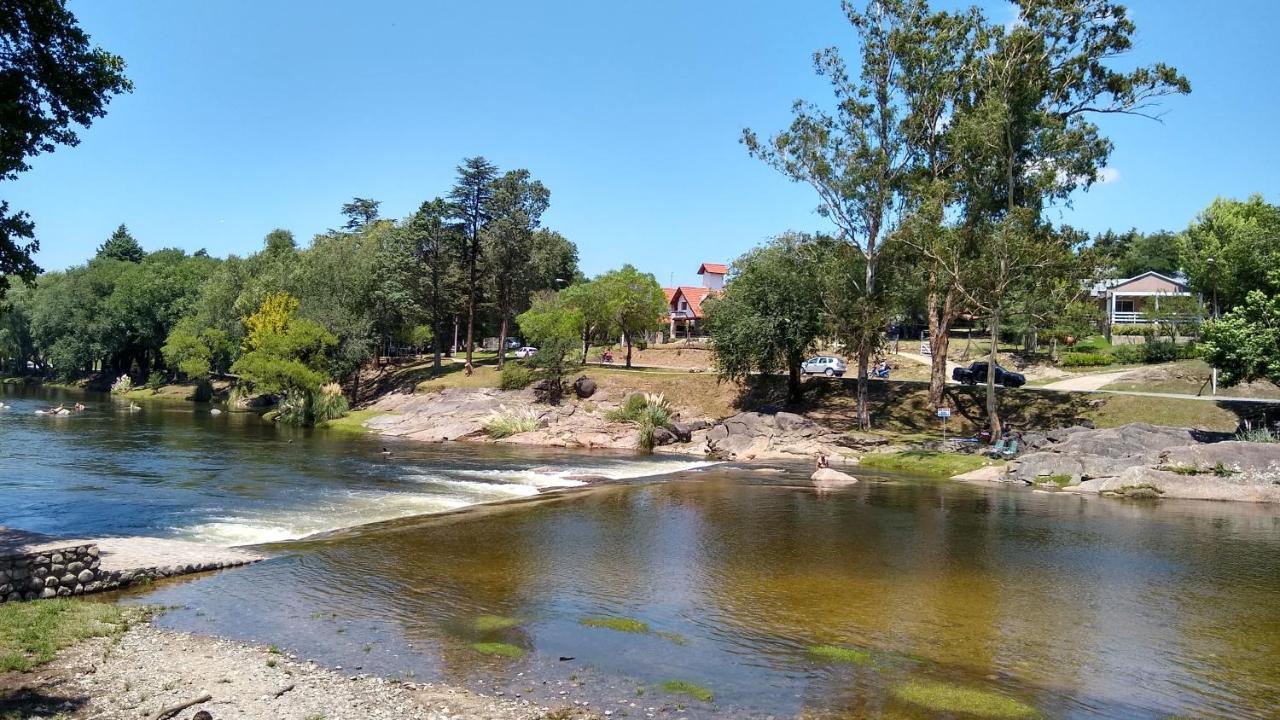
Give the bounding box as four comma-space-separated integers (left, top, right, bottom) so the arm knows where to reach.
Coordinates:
1109, 324, 1148, 336
499, 364, 533, 390
1176, 341, 1200, 360
608, 393, 674, 451
1110, 345, 1142, 364
276, 384, 348, 426
1142, 340, 1179, 363
1235, 424, 1280, 443
146, 371, 165, 392
1058, 353, 1112, 367
482, 407, 541, 438
109, 374, 133, 395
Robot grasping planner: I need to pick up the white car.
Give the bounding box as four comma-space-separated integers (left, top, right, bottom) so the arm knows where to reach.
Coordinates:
801, 355, 847, 377
514, 346, 538, 358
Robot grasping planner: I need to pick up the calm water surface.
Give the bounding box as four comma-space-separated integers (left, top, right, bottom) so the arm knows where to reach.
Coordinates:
3, 385, 1279, 719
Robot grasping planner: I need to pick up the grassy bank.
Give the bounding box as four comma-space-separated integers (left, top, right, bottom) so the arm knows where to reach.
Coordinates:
0, 599, 150, 672
319, 408, 387, 433
859, 451, 997, 478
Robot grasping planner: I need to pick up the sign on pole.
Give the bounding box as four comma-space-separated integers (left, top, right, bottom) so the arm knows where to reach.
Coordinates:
936, 407, 951, 442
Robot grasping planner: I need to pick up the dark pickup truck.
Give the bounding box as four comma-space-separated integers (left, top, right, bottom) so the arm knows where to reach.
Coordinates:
952, 361, 1026, 388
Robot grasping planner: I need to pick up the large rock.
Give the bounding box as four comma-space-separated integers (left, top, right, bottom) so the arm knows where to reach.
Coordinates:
706, 412, 853, 462
572, 376, 597, 399
367, 388, 535, 442
811, 468, 858, 485
1158, 441, 1280, 482
1008, 451, 1135, 485
1050, 423, 1198, 458
1069, 466, 1280, 503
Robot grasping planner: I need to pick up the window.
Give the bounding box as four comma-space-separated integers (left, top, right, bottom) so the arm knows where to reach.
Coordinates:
1116, 299, 1135, 314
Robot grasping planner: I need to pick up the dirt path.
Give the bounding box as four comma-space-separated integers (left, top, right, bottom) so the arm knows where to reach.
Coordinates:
1040, 370, 1140, 392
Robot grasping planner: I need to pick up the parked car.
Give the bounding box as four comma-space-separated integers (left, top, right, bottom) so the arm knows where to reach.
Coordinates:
801, 356, 847, 377
951, 361, 1026, 388
514, 346, 538, 359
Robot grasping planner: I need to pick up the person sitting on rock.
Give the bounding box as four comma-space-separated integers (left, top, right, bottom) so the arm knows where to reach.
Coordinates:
816, 454, 829, 469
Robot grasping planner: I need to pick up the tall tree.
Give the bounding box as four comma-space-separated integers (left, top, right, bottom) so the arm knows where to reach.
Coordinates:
1, 0, 132, 298
399, 198, 460, 375
96, 224, 144, 262
339, 198, 381, 230
948, 0, 1189, 437
484, 169, 550, 368
705, 234, 825, 403
1178, 194, 1280, 316
744, 0, 916, 429
448, 157, 498, 364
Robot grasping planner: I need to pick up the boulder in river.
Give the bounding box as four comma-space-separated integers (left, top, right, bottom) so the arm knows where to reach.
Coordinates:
811, 468, 858, 485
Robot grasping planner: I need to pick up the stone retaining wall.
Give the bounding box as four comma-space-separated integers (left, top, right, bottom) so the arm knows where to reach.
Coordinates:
0, 542, 256, 602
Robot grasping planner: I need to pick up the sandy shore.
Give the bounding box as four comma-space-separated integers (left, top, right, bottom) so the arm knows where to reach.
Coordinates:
7, 623, 574, 720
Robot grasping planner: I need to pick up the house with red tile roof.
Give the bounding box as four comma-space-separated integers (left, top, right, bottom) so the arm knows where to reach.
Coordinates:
663, 262, 727, 339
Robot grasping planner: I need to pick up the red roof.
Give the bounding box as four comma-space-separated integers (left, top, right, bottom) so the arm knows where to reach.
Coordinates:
698, 263, 728, 276
670, 286, 714, 319
663, 287, 677, 304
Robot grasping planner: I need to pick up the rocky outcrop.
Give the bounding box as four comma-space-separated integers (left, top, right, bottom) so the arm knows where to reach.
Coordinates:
1005, 423, 1280, 503
705, 412, 855, 463
368, 388, 535, 442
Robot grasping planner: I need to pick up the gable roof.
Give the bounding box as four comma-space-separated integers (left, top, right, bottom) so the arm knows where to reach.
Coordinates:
670, 286, 714, 319
697, 263, 728, 276
1095, 270, 1190, 295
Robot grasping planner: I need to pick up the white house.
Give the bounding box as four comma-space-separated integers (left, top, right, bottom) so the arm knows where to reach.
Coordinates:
1091, 271, 1201, 326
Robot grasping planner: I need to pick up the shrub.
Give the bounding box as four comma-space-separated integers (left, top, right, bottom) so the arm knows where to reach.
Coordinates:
146, 371, 165, 392
499, 365, 533, 390
1110, 345, 1142, 364
607, 393, 674, 451
109, 374, 133, 395
482, 406, 541, 438
1176, 341, 1200, 360
1141, 340, 1179, 363
1058, 353, 1112, 367
1109, 324, 1147, 336
277, 384, 348, 426
1235, 424, 1280, 443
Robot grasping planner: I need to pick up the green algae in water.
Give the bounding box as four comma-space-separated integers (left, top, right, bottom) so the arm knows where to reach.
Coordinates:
469, 642, 525, 658
579, 616, 650, 634
807, 644, 873, 665
658, 680, 713, 702
655, 630, 688, 645
473, 614, 521, 632
891, 680, 1038, 719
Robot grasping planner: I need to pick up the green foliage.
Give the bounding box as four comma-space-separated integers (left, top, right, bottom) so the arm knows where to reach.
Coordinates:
0, 0, 133, 297
525, 336, 576, 401
1058, 353, 1112, 367
146, 370, 165, 391
1094, 228, 1182, 278
859, 451, 990, 478
1235, 425, 1280, 444
1201, 290, 1280, 387
1109, 324, 1148, 336
1179, 195, 1280, 312
0, 599, 148, 672
192, 378, 214, 402
706, 233, 824, 402
163, 318, 233, 379
594, 264, 668, 366
473, 615, 521, 632
1110, 345, 1143, 364
1141, 340, 1180, 364
607, 392, 673, 451
499, 364, 533, 390
231, 292, 337, 395
1046, 302, 1104, 344
96, 224, 144, 262
517, 292, 582, 347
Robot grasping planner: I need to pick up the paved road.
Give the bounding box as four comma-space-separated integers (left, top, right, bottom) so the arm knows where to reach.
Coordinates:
1040, 369, 1139, 392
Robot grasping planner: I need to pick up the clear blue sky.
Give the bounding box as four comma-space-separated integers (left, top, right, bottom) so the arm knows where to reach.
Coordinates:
9, 0, 1278, 286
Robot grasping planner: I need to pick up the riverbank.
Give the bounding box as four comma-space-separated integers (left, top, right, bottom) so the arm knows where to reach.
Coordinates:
2, 619, 557, 719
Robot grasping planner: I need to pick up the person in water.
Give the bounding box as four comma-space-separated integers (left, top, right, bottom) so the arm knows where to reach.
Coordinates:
816, 454, 829, 470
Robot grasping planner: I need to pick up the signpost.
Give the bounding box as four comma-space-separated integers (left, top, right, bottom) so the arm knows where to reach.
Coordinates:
936, 407, 951, 442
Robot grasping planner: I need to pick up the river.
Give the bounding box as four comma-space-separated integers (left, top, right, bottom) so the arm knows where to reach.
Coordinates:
3, 384, 1278, 719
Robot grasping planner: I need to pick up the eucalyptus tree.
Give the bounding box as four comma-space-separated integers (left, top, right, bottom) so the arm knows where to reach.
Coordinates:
484, 169, 550, 368
945, 0, 1190, 436
448, 156, 498, 364
1, 0, 132, 298
744, 0, 924, 429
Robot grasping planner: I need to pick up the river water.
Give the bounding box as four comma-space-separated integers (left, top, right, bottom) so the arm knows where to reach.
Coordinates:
3, 385, 1279, 719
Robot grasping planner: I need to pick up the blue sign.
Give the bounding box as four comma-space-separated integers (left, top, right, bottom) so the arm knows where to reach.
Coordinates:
936, 408, 951, 418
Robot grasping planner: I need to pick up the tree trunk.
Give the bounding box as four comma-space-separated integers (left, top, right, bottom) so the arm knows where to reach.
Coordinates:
465, 251, 476, 364
788, 362, 802, 404
350, 368, 361, 405
986, 306, 1002, 439
496, 310, 509, 370
625, 334, 633, 368
856, 343, 871, 429
926, 282, 956, 408
431, 314, 442, 377
854, 255, 877, 430
581, 332, 590, 365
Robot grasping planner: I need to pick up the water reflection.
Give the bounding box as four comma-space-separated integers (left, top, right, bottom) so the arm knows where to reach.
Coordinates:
137, 470, 1280, 719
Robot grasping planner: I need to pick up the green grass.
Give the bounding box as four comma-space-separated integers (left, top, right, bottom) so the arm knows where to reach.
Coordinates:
579, 616, 650, 634
807, 644, 873, 665
473, 614, 521, 632
469, 642, 525, 658
320, 408, 386, 433
890, 679, 1039, 719
859, 451, 994, 478
481, 408, 541, 439
0, 599, 151, 672
657, 680, 714, 702
1040, 474, 1072, 487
